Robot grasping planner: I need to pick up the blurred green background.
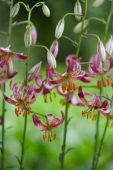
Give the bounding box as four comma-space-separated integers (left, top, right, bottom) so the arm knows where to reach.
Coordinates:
0, 0, 113, 170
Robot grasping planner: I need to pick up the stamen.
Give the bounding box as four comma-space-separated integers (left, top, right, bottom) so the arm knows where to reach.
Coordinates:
62, 84, 66, 92
51, 130, 53, 137
107, 78, 111, 86
89, 112, 91, 118
23, 111, 26, 117
53, 92, 56, 98
97, 80, 101, 88
87, 114, 88, 119
92, 115, 97, 120
44, 96, 48, 103
15, 108, 19, 117
18, 105, 20, 112
53, 133, 56, 140
28, 108, 31, 115
73, 83, 76, 90
103, 80, 106, 87
49, 94, 52, 102
82, 111, 86, 117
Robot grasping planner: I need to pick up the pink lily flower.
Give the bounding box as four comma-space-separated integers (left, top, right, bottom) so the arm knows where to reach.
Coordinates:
88, 54, 113, 88
0, 46, 27, 65
3, 81, 37, 117
32, 111, 65, 142
78, 86, 111, 120
49, 54, 90, 93
35, 74, 57, 103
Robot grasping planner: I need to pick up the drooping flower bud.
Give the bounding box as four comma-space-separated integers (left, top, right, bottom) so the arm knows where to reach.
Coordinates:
42, 4, 50, 17
97, 41, 106, 62
24, 30, 32, 48
73, 20, 88, 34
50, 40, 59, 58
30, 25, 37, 45
55, 19, 65, 39
74, 1, 82, 21
106, 36, 113, 55
47, 51, 56, 68
11, 3, 20, 18
93, 0, 104, 8
28, 61, 42, 81
24, 25, 37, 47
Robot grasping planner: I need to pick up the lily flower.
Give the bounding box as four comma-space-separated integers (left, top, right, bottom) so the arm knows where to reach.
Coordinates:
32, 111, 65, 142
0, 46, 27, 64
35, 75, 57, 103
3, 81, 37, 117
49, 54, 90, 93
78, 86, 111, 120
88, 54, 113, 88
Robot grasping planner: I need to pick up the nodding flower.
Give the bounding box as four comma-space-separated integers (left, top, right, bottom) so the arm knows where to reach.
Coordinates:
78, 86, 111, 120
32, 111, 65, 142
88, 54, 113, 88
35, 75, 57, 103
3, 81, 37, 117
48, 54, 90, 93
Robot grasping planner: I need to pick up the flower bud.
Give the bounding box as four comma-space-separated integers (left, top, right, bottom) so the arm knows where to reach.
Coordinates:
47, 51, 56, 68
55, 19, 65, 39
74, 1, 82, 21
50, 40, 59, 58
42, 4, 50, 17
24, 25, 37, 47
93, 0, 104, 8
24, 30, 32, 48
28, 61, 42, 81
106, 36, 113, 55
97, 41, 106, 62
11, 3, 20, 18
30, 25, 37, 45
73, 20, 88, 34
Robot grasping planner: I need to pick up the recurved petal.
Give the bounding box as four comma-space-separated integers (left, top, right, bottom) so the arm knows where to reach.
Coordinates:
3, 93, 17, 105
14, 53, 27, 60
46, 111, 65, 128
32, 114, 47, 131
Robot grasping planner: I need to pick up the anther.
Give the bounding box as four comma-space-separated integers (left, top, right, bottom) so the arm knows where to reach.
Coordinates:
15, 108, 19, 117
103, 80, 106, 87
23, 111, 26, 117
97, 80, 101, 88
107, 78, 111, 86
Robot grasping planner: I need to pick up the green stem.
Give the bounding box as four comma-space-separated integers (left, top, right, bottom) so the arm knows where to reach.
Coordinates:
1, 84, 6, 170
104, 1, 113, 43
60, 93, 70, 170
94, 104, 112, 170
76, 0, 87, 58
19, 10, 31, 170
1, 0, 13, 169
91, 87, 102, 170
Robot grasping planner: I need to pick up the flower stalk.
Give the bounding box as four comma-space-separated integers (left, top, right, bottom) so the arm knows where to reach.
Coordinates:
60, 93, 70, 170
91, 86, 102, 170
1, 0, 14, 169
76, 0, 87, 58
19, 8, 31, 170
104, 1, 113, 43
